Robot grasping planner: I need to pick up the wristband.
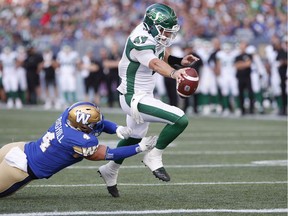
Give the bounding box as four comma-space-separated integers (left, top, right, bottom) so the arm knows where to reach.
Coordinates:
168, 55, 183, 66
170, 69, 177, 78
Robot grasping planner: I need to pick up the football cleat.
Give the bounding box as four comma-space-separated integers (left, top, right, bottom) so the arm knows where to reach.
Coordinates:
142, 149, 171, 182
98, 162, 120, 197
153, 167, 170, 182
107, 185, 119, 198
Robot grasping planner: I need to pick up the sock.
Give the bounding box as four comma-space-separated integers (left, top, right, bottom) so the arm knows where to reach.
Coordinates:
234, 96, 240, 109
149, 148, 164, 157
156, 115, 188, 150
211, 94, 219, 105
71, 92, 76, 103
11, 91, 17, 100
6, 91, 11, 100
64, 92, 69, 102
18, 90, 26, 103
202, 94, 210, 106
107, 161, 121, 171
222, 96, 229, 110
254, 92, 263, 104
114, 137, 142, 165
276, 96, 283, 110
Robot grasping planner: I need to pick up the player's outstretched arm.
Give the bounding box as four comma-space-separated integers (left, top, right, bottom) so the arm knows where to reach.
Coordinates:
101, 120, 132, 139
85, 136, 158, 161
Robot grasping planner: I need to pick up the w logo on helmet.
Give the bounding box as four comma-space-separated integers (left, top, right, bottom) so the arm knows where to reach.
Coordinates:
75, 110, 91, 124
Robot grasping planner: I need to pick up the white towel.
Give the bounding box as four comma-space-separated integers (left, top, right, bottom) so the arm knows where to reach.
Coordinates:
5, 146, 28, 172
131, 91, 146, 124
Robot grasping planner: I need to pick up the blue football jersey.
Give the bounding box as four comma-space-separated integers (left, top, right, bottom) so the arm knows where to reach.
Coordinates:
24, 109, 117, 179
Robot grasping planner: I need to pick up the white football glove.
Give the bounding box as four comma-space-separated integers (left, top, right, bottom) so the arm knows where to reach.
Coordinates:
138, 136, 158, 152
116, 126, 132, 139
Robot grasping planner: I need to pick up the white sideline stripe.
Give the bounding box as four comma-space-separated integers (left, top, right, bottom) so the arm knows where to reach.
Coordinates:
164, 150, 285, 155
252, 160, 288, 166
1, 209, 287, 215
181, 140, 286, 145
68, 163, 287, 170
27, 181, 287, 188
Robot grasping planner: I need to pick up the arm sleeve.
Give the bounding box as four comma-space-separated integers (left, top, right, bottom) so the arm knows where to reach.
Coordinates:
131, 49, 157, 68
105, 144, 141, 161
102, 120, 117, 134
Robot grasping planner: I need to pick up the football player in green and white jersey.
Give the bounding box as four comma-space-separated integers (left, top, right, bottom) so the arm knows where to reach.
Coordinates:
98, 3, 198, 197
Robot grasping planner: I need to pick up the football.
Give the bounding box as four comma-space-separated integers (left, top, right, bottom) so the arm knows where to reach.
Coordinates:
176, 68, 199, 98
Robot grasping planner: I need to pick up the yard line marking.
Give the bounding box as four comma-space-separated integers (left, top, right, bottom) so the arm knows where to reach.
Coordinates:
180, 132, 286, 138
252, 160, 288, 166
27, 181, 287, 188
88, 140, 287, 148
165, 150, 285, 155
178, 140, 286, 145
68, 163, 287, 169
1, 208, 287, 215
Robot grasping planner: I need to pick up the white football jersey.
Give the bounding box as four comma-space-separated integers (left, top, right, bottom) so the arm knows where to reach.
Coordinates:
216, 50, 238, 76
57, 51, 79, 75
117, 23, 165, 95
0, 52, 18, 76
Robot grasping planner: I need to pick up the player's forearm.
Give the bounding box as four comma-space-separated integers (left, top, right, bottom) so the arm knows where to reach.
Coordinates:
85, 144, 140, 161
102, 120, 118, 134
149, 58, 175, 78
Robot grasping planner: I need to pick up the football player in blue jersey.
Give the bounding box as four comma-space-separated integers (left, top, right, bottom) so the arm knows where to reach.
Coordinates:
0, 101, 157, 198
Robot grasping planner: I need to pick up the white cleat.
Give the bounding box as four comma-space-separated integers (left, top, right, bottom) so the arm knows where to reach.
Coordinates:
98, 161, 120, 197
142, 148, 170, 182
6, 99, 14, 109
15, 98, 23, 109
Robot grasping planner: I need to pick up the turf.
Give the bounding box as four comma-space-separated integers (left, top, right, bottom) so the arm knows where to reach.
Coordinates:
0, 108, 287, 215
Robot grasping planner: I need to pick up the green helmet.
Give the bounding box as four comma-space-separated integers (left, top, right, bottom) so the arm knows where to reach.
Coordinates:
143, 3, 180, 47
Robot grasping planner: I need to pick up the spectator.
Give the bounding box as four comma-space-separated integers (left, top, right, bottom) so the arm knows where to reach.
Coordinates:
276, 36, 288, 115
0, 47, 23, 109
265, 36, 282, 114
216, 43, 241, 116
103, 43, 121, 108
23, 44, 44, 105
56, 45, 80, 106
181, 45, 203, 114
163, 47, 179, 107
81, 48, 103, 105
234, 41, 254, 115
207, 38, 222, 114
16, 46, 27, 104
246, 45, 268, 114
42, 47, 59, 109
0, 62, 5, 104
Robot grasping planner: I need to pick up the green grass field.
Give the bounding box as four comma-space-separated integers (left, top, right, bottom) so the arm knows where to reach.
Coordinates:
0, 108, 287, 216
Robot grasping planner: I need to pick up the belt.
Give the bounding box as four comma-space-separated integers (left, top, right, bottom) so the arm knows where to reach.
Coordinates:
27, 165, 38, 179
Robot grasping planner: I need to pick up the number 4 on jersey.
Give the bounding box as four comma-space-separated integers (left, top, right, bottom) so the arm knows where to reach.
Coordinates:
40, 132, 55, 152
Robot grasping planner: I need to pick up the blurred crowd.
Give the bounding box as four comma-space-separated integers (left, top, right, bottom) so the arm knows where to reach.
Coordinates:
0, 0, 287, 116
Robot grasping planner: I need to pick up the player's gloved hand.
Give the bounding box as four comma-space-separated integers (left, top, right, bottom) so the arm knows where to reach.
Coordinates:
138, 136, 158, 152
116, 126, 132, 139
